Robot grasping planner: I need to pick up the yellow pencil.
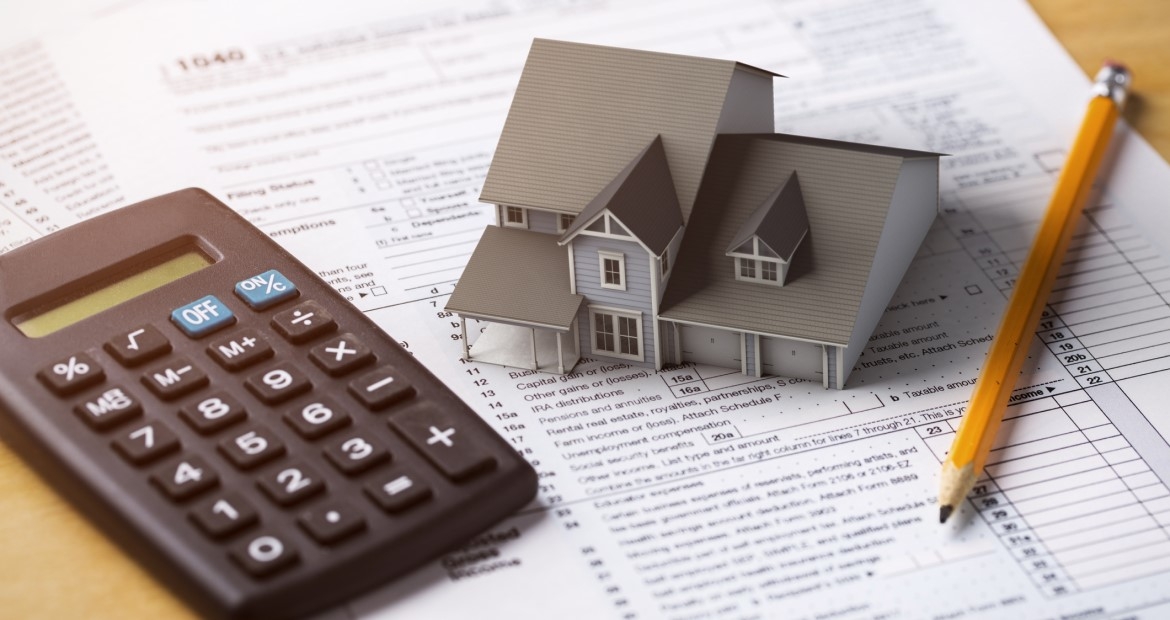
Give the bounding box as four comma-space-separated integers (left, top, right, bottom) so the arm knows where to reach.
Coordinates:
938, 62, 1131, 524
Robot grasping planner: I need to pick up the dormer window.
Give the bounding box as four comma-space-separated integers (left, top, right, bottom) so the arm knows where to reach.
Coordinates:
729, 237, 789, 286
558, 213, 575, 232
737, 257, 779, 283
723, 172, 808, 287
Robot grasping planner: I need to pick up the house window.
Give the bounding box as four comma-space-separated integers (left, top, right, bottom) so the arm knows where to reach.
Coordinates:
598, 251, 626, 290
736, 257, 781, 285
761, 260, 777, 281
661, 250, 669, 276
590, 307, 642, 361
503, 205, 527, 228
558, 213, 575, 232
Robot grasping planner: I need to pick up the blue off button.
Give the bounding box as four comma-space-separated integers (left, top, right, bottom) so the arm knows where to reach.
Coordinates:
171, 295, 235, 337
234, 269, 298, 310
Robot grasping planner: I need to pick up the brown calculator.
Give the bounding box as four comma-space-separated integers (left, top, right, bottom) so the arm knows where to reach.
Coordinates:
0, 189, 536, 619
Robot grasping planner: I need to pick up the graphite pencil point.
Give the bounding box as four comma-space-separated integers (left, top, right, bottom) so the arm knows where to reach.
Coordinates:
939, 505, 954, 524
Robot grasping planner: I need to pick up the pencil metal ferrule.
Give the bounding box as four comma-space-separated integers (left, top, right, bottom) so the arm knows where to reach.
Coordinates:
1092, 63, 1131, 108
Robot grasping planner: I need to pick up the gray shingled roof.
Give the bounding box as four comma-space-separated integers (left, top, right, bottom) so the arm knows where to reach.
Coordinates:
445, 226, 583, 329
481, 38, 779, 222
559, 135, 682, 255
660, 133, 938, 344
725, 171, 809, 262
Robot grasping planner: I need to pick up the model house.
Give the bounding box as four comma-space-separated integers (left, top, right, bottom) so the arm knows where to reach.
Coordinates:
445, 39, 940, 389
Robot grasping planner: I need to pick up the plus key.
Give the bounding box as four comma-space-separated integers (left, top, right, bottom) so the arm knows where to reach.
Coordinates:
388, 406, 495, 481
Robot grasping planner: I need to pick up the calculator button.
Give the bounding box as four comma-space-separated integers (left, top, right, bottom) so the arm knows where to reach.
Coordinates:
298, 501, 366, 545
141, 357, 209, 401
244, 363, 312, 405
218, 427, 286, 470
105, 325, 171, 367
171, 295, 236, 338
207, 329, 273, 372
38, 353, 104, 396
234, 269, 299, 310
309, 333, 374, 377
230, 532, 299, 578
323, 432, 389, 476
74, 386, 142, 430
152, 455, 219, 501
364, 471, 431, 514
271, 301, 336, 343
190, 492, 259, 540
388, 406, 496, 482
283, 397, 351, 440
348, 366, 414, 411
112, 420, 179, 465
258, 462, 325, 506
180, 392, 247, 435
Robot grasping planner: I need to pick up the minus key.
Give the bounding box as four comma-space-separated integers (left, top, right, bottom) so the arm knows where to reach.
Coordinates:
348, 366, 414, 411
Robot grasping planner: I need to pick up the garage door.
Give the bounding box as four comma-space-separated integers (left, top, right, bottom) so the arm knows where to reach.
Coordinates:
761, 337, 823, 381
680, 325, 741, 370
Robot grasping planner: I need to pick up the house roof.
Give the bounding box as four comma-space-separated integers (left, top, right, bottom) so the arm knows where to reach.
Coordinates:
445, 226, 584, 330
725, 171, 809, 262
659, 133, 941, 345
559, 135, 683, 255
481, 38, 777, 222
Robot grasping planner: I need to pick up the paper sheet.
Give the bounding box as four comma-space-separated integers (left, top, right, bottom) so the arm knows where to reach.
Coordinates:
4, 0, 1170, 618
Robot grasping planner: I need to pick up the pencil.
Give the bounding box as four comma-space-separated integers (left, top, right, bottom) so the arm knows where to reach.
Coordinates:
938, 62, 1131, 524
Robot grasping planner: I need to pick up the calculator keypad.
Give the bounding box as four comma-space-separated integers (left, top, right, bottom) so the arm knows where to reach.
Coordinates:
32, 263, 527, 590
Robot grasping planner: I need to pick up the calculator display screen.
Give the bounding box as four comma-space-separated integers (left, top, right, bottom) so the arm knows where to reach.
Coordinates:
14, 251, 212, 338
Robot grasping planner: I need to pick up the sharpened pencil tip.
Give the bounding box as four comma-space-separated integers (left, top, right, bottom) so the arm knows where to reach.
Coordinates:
939, 505, 954, 524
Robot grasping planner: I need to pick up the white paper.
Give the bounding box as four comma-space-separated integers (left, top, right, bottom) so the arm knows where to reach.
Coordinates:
4, 1, 1170, 618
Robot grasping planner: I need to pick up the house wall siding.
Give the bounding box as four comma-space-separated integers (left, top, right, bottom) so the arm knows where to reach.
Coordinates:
528, 208, 560, 234
842, 158, 939, 386
714, 69, 775, 134
573, 235, 655, 366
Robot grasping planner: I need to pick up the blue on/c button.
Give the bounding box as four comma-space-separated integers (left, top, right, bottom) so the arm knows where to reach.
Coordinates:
171, 295, 235, 338
234, 269, 298, 310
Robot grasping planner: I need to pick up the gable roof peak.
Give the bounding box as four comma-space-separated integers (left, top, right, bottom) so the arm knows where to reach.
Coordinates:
559, 135, 683, 255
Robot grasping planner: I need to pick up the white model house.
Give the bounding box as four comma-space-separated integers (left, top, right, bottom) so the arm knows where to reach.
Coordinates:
445, 39, 941, 389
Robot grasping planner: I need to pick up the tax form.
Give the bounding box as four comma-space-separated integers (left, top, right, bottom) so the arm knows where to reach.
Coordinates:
3, 0, 1170, 618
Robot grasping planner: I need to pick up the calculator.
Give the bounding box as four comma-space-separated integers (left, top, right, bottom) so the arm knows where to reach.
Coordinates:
0, 189, 537, 619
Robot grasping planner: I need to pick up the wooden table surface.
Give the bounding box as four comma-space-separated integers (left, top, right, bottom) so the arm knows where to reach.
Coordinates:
2, 2, 1168, 618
